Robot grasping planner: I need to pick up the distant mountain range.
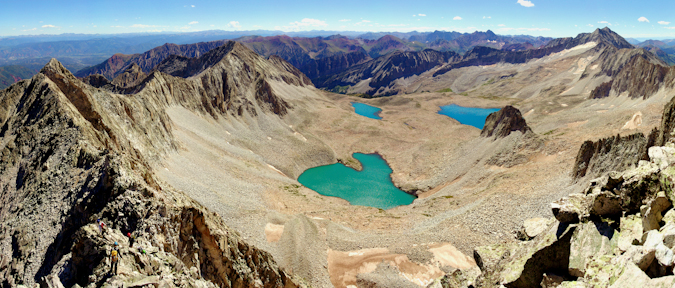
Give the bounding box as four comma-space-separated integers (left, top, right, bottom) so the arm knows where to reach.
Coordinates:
3, 29, 675, 91
72, 30, 555, 90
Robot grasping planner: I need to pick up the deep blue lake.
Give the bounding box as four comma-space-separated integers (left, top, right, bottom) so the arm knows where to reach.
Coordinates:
351, 102, 382, 120
438, 104, 501, 129
297, 153, 415, 210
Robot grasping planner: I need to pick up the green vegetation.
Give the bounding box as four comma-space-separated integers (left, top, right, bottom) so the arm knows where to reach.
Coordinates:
282, 184, 305, 198
543, 129, 557, 136
328, 85, 350, 94
437, 88, 453, 93
460, 92, 469, 96
443, 195, 454, 199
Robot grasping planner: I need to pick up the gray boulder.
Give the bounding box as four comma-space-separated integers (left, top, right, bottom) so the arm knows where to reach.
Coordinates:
568, 221, 619, 277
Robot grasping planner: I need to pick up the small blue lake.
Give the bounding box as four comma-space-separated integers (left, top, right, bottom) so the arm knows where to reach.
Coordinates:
438, 104, 501, 129
352, 102, 382, 120
297, 153, 415, 210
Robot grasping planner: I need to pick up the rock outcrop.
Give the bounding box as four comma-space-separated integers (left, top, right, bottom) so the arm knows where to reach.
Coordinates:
571, 133, 650, 179
0, 43, 312, 286
480, 106, 532, 138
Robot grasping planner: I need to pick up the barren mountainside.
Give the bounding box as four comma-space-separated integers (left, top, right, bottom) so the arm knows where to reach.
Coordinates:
0, 38, 318, 287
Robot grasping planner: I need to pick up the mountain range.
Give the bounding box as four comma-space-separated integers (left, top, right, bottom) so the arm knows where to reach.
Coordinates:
5, 24, 675, 287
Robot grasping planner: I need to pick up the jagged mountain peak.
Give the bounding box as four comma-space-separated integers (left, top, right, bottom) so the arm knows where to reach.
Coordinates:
587, 27, 633, 49
40, 58, 73, 78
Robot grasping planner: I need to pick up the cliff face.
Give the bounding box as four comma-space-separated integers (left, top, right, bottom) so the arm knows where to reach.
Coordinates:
0, 43, 310, 286
571, 133, 651, 179
319, 49, 461, 94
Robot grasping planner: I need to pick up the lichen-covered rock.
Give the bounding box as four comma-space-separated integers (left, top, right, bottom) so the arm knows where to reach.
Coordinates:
430, 266, 481, 288
648, 146, 675, 170
617, 215, 643, 252
521, 218, 555, 240
568, 221, 619, 277
473, 244, 511, 272
589, 191, 623, 217
496, 222, 576, 287
617, 245, 655, 271
661, 223, 675, 248
551, 194, 589, 223
663, 209, 675, 224
654, 243, 674, 266
641, 191, 672, 232
540, 273, 564, 288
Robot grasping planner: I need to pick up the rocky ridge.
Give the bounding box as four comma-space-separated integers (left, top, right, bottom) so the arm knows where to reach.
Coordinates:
0, 41, 313, 287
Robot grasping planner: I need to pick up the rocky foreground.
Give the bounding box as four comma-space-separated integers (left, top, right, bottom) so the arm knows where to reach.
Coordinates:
430, 97, 675, 287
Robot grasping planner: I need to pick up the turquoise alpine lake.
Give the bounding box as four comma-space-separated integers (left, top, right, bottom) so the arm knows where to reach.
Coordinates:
297, 153, 415, 210
437, 104, 501, 129
351, 102, 383, 119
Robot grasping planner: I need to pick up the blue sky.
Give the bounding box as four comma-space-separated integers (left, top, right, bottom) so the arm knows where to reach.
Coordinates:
1, 0, 675, 39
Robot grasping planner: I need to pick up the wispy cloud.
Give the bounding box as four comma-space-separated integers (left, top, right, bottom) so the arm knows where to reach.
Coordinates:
41, 24, 56, 28
228, 21, 241, 29
499, 27, 550, 32
131, 24, 157, 28
658, 21, 671, 25
587, 24, 594, 27
483, 16, 491, 19
188, 21, 198, 25
498, 24, 505, 27
638, 17, 649, 23
191, 5, 195, 7
417, 14, 426, 17
665, 27, 675, 30
517, 0, 534, 7
339, 19, 351, 22
453, 16, 462, 20
598, 21, 611, 26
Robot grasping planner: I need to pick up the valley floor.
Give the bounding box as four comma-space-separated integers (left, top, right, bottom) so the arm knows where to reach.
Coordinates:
155, 87, 670, 287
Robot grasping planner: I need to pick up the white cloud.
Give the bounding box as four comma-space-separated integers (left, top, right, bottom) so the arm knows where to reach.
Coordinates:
658, 21, 670, 25
110, 25, 123, 28
339, 19, 351, 22
191, 5, 195, 7
483, 16, 491, 19
498, 24, 505, 27
665, 27, 675, 30
638, 17, 649, 23
517, 0, 534, 7
228, 21, 241, 28
41, 24, 56, 28
210, 24, 215, 27
188, 21, 198, 25
498, 27, 550, 32
587, 24, 594, 27
281, 18, 327, 30
598, 21, 611, 26
453, 16, 462, 20
131, 24, 156, 28
418, 14, 426, 17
